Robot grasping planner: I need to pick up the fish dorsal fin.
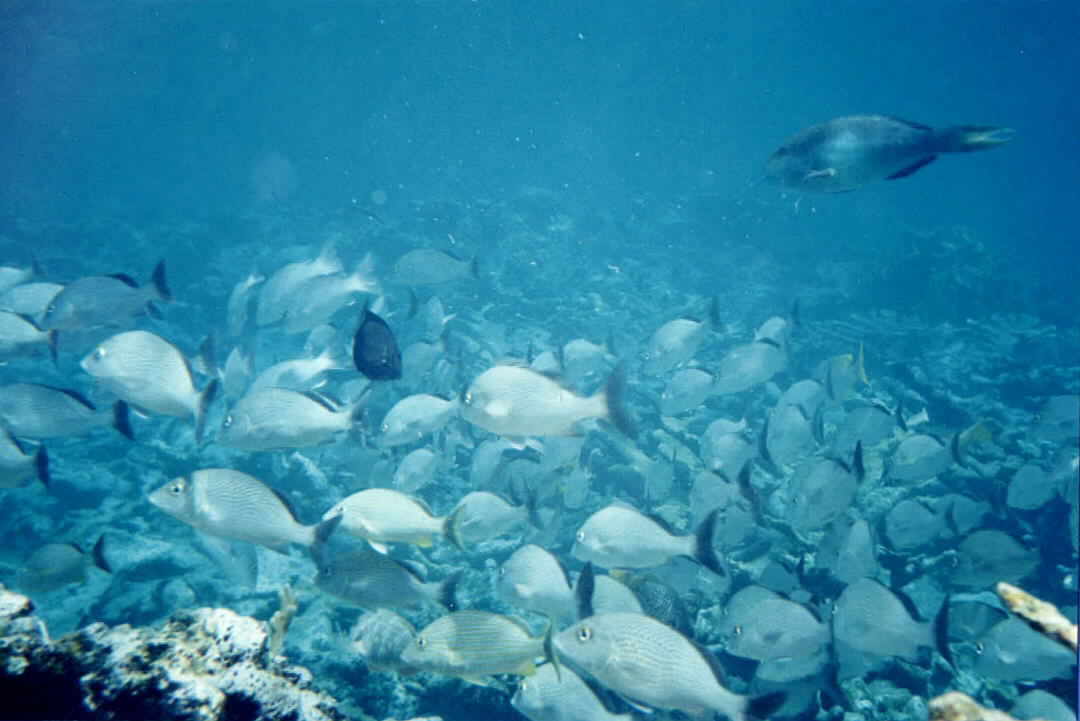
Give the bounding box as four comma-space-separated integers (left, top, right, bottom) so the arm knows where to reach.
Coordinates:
267, 485, 300, 522
885, 115, 933, 132
42, 384, 97, 410
299, 390, 340, 413
641, 511, 678, 536
575, 562, 596, 620
755, 337, 782, 350
108, 273, 139, 287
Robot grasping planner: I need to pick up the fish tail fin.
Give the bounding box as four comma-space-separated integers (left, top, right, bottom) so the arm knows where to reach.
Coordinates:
443, 503, 467, 551
706, 296, 724, 332
34, 444, 50, 489
438, 569, 462, 611
693, 507, 726, 576
352, 252, 380, 295
470, 255, 481, 279
953, 420, 992, 462
852, 440, 866, 482
47, 329, 58, 366
541, 619, 562, 680
524, 483, 545, 530
194, 379, 220, 447
934, 593, 953, 667
602, 362, 636, 439
746, 691, 787, 721
855, 342, 869, 386
936, 125, 1015, 153
91, 535, 113, 574
150, 260, 172, 302
309, 512, 342, 567
194, 333, 218, 379
575, 561, 596, 620
113, 401, 135, 441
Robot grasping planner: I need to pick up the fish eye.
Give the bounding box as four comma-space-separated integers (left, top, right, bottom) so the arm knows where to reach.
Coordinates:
734, 625, 742, 636
170, 481, 184, 495
519, 680, 528, 691
577, 626, 592, 643
380, 423, 389, 433
575, 530, 585, 543
974, 641, 984, 655
223, 415, 233, 428
93, 346, 106, 360
464, 392, 472, 405
416, 636, 427, 649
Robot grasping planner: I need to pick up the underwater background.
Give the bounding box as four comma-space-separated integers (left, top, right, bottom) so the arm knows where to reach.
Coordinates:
0, 2, 1077, 721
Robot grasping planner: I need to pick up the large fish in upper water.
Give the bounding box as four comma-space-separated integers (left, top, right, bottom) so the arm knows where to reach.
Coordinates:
765, 115, 1014, 194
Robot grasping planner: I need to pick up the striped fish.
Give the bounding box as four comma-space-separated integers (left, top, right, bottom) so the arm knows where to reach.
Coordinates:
323, 488, 464, 550
400, 610, 553, 685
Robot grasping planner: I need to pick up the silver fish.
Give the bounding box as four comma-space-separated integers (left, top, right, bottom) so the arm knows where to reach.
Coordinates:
554, 613, 780, 721
218, 387, 358, 451
0, 431, 49, 489
390, 248, 478, 286
572, 504, 723, 574
463, 363, 634, 439
0, 263, 37, 295
1031, 395, 1079, 442
392, 447, 441, 493
765, 115, 1014, 194
149, 468, 337, 554
0, 281, 63, 324
400, 610, 549, 682
225, 272, 264, 338
951, 530, 1038, 587
659, 368, 714, 416
315, 548, 459, 610
15, 537, 110, 593
350, 609, 419, 673
832, 578, 939, 661
497, 544, 575, 621
282, 254, 379, 334
256, 241, 341, 326
379, 394, 460, 447
248, 348, 340, 394
80, 330, 218, 444
512, 663, 632, 721
725, 597, 829, 662
0, 383, 132, 440
449, 490, 534, 545
0, 311, 56, 362
42, 260, 171, 330
323, 488, 464, 549
712, 340, 788, 396
642, 301, 719, 376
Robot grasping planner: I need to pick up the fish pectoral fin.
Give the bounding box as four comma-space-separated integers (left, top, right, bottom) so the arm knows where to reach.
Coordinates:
415, 536, 433, 548
514, 659, 536, 676
802, 167, 837, 180
366, 540, 390, 555
886, 155, 937, 180
464, 675, 509, 692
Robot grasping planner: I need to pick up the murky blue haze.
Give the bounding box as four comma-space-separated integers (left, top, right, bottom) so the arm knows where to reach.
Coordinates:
0, 2, 1077, 721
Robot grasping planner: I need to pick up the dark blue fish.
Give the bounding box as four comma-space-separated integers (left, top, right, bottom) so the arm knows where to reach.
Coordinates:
765, 115, 1014, 193
353, 307, 401, 381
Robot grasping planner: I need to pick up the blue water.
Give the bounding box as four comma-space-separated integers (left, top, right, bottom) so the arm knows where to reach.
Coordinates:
1, 2, 1077, 720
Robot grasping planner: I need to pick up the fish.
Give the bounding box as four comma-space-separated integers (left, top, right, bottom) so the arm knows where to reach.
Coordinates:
951, 530, 1039, 587
559, 336, 612, 387
813, 344, 869, 401
221, 346, 253, 399
554, 613, 783, 721
0, 281, 63, 324
378, 394, 460, 447
390, 248, 478, 286
512, 663, 632, 721
217, 387, 360, 451
606, 570, 695, 638
574, 562, 644, 619
832, 578, 945, 662
225, 272, 264, 338
148, 468, 340, 554
0, 383, 132, 440
571, 504, 724, 574
392, 447, 441, 493
353, 306, 402, 381
315, 548, 459, 610
885, 420, 990, 484
724, 597, 830, 662
449, 490, 538, 545
659, 367, 715, 416
497, 544, 575, 621
974, 618, 1077, 683
282, 254, 380, 334
0, 431, 49, 489
80, 330, 218, 445
832, 518, 878, 584
699, 417, 755, 477
42, 260, 171, 330
15, 537, 111, 593
0, 311, 57, 363
785, 454, 862, 533
0, 262, 37, 296
712, 340, 788, 396
642, 299, 721, 376
350, 609, 419, 674
248, 347, 341, 393
1031, 395, 1079, 442
765, 115, 1015, 194
462, 362, 635, 439
400, 610, 552, 683
256, 241, 341, 326
323, 488, 464, 549
884, 498, 946, 551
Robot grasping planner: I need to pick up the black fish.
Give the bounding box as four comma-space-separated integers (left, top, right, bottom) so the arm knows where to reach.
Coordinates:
353, 308, 401, 380
765, 114, 1014, 193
